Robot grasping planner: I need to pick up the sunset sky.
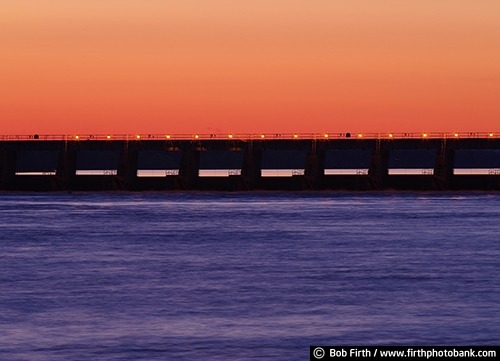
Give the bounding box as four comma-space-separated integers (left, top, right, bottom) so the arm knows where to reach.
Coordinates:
1, 1, 499, 135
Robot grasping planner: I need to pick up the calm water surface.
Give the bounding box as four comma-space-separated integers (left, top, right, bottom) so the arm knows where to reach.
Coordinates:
0, 192, 499, 360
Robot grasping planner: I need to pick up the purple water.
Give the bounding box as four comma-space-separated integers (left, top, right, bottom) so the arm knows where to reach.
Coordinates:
1, 192, 499, 360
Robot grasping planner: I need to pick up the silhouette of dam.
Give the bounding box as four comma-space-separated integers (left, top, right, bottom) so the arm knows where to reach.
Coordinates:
1, 136, 500, 191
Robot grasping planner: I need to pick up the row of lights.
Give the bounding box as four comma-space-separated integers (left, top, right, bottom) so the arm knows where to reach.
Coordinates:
192, 132, 495, 139
72, 132, 495, 140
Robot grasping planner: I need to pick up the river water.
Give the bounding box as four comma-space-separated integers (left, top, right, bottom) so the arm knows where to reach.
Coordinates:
1, 192, 499, 360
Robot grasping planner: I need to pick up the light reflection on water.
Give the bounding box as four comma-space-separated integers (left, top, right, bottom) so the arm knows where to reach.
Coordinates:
0, 192, 499, 360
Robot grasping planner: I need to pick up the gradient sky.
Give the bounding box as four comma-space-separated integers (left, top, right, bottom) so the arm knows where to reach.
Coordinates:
1, 0, 499, 135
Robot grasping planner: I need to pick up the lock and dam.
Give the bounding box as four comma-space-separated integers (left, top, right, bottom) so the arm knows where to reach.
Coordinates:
1, 133, 500, 191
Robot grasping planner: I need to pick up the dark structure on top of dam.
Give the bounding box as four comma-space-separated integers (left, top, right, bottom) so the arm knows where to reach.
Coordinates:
1, 133, 500, 191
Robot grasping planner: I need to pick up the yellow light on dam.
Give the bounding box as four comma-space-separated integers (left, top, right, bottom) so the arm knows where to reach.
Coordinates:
228, 134, 233, 139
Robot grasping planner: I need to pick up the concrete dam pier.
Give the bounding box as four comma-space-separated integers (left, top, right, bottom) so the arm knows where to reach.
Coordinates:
1, 135, 500, 191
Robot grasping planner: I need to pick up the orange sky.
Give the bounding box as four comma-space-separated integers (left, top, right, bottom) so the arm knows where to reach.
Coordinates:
1, 0, 499, 135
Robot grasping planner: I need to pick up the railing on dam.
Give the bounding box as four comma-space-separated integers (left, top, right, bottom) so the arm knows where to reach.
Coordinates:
0, 132, 498, 141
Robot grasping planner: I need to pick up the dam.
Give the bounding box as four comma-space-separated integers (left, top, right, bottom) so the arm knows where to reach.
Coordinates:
1, 133, 499, 191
